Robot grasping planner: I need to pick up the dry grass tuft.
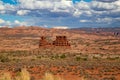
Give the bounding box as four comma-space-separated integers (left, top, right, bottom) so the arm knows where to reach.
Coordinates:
15, 68, 30, 80
0, 69, 65, 80
0, 72, 12, 80
42, 72, 64, 80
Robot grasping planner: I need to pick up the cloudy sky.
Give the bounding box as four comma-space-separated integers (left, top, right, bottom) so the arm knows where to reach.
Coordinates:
0, 0, 120, 28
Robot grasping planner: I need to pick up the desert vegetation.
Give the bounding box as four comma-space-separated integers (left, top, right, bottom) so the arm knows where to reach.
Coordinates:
0, 68, 66, 80
0, 50, 119, 80
0, 27, 120, 80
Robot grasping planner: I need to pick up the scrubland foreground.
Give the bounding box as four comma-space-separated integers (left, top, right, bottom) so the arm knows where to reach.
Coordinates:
0, 68, 66, 80
0, 27, 120, 80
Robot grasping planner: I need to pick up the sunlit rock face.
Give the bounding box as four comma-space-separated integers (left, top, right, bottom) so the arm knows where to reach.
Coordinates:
39, 36, 71, 48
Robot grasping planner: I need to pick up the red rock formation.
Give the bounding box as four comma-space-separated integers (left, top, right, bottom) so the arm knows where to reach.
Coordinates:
53, 36, 70, 47
39, 36, 51, 47
39, 36, 70, 48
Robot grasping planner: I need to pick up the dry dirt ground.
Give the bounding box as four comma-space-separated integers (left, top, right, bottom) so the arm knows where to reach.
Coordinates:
0, 27, 120, 80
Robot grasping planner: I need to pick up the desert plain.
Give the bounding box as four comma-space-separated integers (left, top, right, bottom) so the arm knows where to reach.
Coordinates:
0, 27, 120, 80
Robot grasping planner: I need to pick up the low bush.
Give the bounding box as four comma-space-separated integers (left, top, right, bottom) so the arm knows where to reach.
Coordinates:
60, 54, 66, 59
0, 55, 10, 62
75, 56, 88, 61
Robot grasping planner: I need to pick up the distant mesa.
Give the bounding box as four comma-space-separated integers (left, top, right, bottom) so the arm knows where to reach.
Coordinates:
39, 36, 71, 48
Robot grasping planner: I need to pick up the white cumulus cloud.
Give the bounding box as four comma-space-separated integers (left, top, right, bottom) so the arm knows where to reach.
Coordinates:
0, 5, 5, 10
0, 0, 120, 27
80, 20, 91, 22
17, 10, 30, 15
0, 19, 5, 24
14, 20, 28, 26
52, 26, 69, 29
0, 19, 30, 27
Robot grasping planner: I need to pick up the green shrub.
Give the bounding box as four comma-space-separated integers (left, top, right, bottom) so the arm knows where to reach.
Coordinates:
75, 56, 87, 61
0, 55, 10, 62
60, 54, 66, 59
93, 56, 99, 60
51, 55, 59, 60
76, 56, 81, 61
37, 56, 42, 59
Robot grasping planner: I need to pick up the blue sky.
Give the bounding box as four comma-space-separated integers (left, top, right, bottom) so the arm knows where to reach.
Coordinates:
2, 0, 17, 4
72, 0, 92, 4
0, 0, 120, 28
